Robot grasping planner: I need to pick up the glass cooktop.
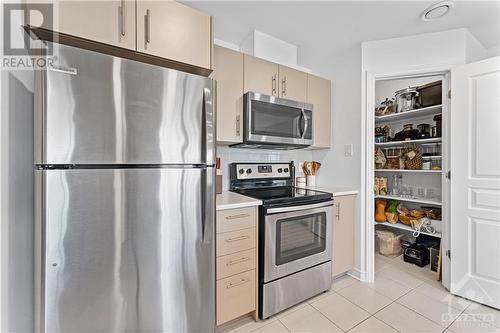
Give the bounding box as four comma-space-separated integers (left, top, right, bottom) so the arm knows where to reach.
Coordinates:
232, 186, 332, 206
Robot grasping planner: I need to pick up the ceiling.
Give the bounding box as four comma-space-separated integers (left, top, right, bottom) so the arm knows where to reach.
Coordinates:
185, 1, 500, 71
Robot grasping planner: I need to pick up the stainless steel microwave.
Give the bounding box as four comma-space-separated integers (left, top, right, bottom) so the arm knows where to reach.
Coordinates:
231, 92, 313, 149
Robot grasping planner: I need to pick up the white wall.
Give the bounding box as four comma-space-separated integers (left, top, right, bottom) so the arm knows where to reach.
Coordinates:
311, 46, 363, 273
362, 28, 480, 75
487, 45, 500, 58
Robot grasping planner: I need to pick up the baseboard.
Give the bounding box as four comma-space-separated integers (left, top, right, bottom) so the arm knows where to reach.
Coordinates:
347, 268, 368, 282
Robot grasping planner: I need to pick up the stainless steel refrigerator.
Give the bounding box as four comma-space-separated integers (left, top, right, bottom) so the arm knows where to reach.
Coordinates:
34, 42, 215, 333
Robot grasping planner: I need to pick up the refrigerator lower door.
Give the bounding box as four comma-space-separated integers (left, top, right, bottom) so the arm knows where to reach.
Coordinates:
36, 42, 215, 166
36, 167, 215, 333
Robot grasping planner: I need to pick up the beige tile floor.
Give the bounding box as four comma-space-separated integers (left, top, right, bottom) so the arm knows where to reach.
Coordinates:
218, 254, 500, 333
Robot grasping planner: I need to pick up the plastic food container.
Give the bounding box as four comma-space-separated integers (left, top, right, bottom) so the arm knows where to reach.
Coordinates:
376, 230, 403, 256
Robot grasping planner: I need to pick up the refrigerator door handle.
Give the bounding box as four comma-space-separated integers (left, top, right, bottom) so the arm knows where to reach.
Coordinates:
202, 84, 215, 166
200, 167, 215, 243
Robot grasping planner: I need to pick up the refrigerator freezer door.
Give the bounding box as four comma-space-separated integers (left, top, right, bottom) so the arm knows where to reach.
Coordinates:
37, 167, 215, 333
36, 42, 215, 165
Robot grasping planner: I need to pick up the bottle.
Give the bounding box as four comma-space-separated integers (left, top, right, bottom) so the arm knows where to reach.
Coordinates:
391, 175, 399, 195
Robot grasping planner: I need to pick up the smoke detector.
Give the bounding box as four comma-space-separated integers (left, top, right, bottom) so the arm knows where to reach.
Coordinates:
421, 1, 454, 21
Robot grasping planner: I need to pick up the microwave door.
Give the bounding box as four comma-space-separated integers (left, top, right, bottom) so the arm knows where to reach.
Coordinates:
243, 92, 313, 147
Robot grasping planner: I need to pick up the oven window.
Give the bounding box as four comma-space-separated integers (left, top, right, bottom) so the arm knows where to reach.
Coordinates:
275, 212, 327, 265
251, 100, 303, 138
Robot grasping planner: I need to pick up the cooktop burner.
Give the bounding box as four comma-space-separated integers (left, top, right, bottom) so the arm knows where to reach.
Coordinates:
229, 162, 332, 206
233, 186, 332, 206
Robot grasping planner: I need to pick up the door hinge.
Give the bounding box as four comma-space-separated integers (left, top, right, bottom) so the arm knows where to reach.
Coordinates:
446, 249, 451, 259
448, 90, 451, 99
446, 170, 451, 180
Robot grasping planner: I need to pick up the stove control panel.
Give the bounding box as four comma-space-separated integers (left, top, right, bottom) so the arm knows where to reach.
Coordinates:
231, 163, 291, 180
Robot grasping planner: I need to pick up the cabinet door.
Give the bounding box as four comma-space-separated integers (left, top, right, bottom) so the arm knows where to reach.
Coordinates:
212, 46, 243, 144
34, 0, 135, 50
279, 65, 307, 102
136, 1, 212, 69
307, 74, 331, 148
332, 195, 355, 277
243, 54, 279, 96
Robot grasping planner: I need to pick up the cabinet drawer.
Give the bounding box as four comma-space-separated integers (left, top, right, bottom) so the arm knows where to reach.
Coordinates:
217, 228, 255, 257
217, 207, 256, 233
216, 270, 256, 325
217, 248, 256, 280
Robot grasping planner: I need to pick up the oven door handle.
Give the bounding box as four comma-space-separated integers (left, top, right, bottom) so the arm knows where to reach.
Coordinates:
267, 200, 334, 214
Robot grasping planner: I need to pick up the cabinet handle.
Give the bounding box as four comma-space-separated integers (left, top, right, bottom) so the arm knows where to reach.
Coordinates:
226, 257, 250, 266
235, 115, 241, 137
120, 0, 126, 36
282, 77, 286, 96
225, 235, 249, 243
336, 203, 340, 220
225, 213, 250, 220
145, 9, 151, 45
272, 74, 277, 95
226, 278, 250, 289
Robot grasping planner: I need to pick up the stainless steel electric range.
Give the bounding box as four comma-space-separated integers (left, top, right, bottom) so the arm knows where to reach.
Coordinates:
230, 162, 334, 319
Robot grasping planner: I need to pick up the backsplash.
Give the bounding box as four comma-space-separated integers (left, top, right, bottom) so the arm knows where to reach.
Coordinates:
216, 145, 313, 190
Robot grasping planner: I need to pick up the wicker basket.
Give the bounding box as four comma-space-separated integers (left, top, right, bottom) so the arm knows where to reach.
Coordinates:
403, 144, 423, 170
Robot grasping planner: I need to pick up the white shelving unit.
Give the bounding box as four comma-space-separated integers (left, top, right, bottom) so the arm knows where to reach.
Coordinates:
375, 137, 442, 147
374, 221, 442, 238
375, 104, 442, 122
375, 195, 442, 206
373, 75, 446, 267
374, 169, 442, 174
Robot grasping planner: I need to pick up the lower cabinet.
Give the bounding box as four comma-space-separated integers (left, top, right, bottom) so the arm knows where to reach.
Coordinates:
216, 207, 258, 326
332, 195, 355, 277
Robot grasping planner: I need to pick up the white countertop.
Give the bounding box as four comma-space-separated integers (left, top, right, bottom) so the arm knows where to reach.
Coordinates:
296, 185, 359, 197
216, 191, 263, 211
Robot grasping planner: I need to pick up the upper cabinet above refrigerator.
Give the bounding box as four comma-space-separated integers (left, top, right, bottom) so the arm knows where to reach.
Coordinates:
136, 1, 212, 70
37, 0, 136, 50
26, 1, 213, 75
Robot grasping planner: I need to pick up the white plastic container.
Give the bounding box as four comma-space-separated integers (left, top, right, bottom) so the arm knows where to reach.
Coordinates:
376, 230, 403, 256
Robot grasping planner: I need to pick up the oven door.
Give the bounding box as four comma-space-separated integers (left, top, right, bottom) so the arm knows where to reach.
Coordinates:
263, 200, 333, 283
245, 92, 312, 147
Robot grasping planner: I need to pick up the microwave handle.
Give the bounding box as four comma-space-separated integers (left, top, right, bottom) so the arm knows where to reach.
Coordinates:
300, 109, 309, 139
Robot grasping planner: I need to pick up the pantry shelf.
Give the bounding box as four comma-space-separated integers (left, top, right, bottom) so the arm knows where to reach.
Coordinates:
375, 104, 442, 123
375, 169, 442, 173
375, 195, 442, 206
375, 137, 442, 147
374, 221, 442, 238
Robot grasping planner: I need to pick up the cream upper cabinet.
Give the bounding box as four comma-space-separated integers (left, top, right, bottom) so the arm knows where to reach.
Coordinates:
278, 65, 307, 102
332, 195, 355, 277
243, 54, 279, 96
37, 0, 136, 50
213, 46, 243, 144
307, 74, 332, 148
136, 0, 212, 69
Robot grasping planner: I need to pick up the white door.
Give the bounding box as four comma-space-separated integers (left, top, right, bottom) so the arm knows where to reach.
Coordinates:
451, 56, 500, 309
